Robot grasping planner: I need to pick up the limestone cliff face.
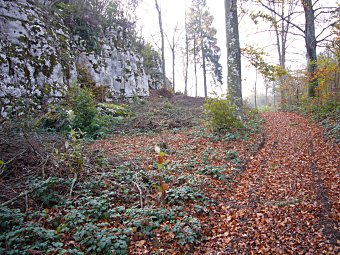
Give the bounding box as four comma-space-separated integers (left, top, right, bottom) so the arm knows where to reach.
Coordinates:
0, 0, 155, 118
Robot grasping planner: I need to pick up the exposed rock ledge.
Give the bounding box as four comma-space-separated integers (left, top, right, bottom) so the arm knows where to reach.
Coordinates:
0, 0, 162, 118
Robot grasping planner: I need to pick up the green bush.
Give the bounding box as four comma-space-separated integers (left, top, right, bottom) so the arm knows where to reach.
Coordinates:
204, 97, 243, 132
310, 101, 339, 121
38, 86, 98, 136
69, 87, 98, 134
39, 85, 119, 139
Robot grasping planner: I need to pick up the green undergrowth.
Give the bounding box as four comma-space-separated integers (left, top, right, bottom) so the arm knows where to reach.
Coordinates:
38, 85, 131, 140
319, 108, 340, 143
203, 97, 243, 132
1, 95, 264, 254
281, 101, 339, 143
0, 158, 208, 254
0, 125, 257, 254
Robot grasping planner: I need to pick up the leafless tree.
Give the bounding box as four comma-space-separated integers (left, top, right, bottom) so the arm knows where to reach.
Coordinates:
155, 0, 167, 88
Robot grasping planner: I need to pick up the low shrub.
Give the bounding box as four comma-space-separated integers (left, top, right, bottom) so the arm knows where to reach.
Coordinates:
204, 97, 243, 132
39, 85, 120, 139
69, 86, 98, 135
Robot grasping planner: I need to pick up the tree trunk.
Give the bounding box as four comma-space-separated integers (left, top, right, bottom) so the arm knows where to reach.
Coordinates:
225, 0, 242, 111
193, 33, 198, 97
172, 38, 175, 91
265, 79, 268, 105
273, 81, 276, 107
302, 0, 318, 97
184, 10, 189, 96
202, 45, 208, 98
254, 71, 257, 108
264, 0, 298, 104
184, 19, 189, 96
276, 2, 286, 102
155, 0, 167, 88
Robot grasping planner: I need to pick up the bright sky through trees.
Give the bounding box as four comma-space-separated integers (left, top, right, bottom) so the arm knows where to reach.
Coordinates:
135, 0, 339, 98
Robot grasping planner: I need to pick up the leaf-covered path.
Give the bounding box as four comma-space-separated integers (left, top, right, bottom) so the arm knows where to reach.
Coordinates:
195, 112, 339, 254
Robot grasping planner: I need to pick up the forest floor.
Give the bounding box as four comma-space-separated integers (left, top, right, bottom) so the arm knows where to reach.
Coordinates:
87, 94, 339, 254
193, 112, 339, 254
1, 93, 339, 254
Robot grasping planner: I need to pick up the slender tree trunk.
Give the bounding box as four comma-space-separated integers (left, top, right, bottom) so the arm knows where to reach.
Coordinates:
155, 0, 167, 88
193, 33, 198, 97
254, 70, 257, 108
280, 16, 288, 104
280, 2, 286, 102
172, 55, 175, 91
225, 0, 243, 111
267, 0, 297, 104
260, 0, 318, 98
273, 13, 286, 103
270, 0, 283, 67
172, 39, 175, 91
167, 26, 180, 92
202, 45, 207, 98
302, 0, 318, 97
273, 81, 276, 107
265, 79, 268, 105
280, 3, 286, 70
184, 19, 189, 96
184, 10, 189, 96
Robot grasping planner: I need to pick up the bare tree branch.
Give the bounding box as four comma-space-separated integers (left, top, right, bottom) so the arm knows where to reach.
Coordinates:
316, 22, 338, 41
315, 8, 340, 19
316, 32, 337, 45
314, 6, 339, 14
257, 0, 305, 34
312, 0, 321, 8
247, 28, 305, 39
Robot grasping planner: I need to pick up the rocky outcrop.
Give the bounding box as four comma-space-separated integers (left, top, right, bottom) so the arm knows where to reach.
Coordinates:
0, 0, 153, 118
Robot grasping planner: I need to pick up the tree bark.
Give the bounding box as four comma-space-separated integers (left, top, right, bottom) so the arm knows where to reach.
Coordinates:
225, 0, 242, 111
166, 25, 181, 92
193, 33, 198, 97
155, 0, 167, 88
302, 0, 318, 97
254, 70, 257, 108
172, 49, 175, 91
274, 93, 276, 106
202, 46, 208, 98
184, 13, 189, 96
171, 36, 176, 91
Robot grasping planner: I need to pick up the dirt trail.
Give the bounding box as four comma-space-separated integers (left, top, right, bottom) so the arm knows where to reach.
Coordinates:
196, 112, 339, 254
